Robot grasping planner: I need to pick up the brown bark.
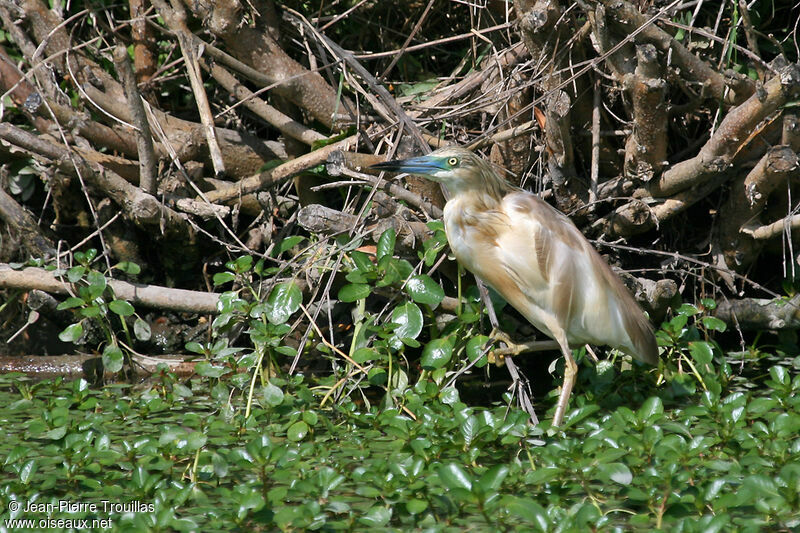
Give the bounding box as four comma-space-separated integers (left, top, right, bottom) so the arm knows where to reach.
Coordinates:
623, 44, 668, 181
712, 146, 798, 273
0, 187, 56, 257
651, 63, 800, 199
82, 85, 287, 178
715, 294, 800, 331
326, 153, 443, 219
202, 136, 359, 204
545, 90, 583, 213
0, 355, 197, 381
516, 0, 584, 210
20, 0, 124, 101
181, 0, 351, 130
129, 0, 157, 86
151, 0, 227, 177
298, 204, 432, 255
597, 63, 800, 239
201, 57, 326, 147
591, 4, 636, 79
112, 45, 158, 194
600, 0, 753, 104
0, 123, 191, 237
0, 264, 220, 314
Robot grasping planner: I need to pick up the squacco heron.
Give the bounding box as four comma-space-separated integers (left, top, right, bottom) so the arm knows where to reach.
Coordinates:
372, 146, 659, 426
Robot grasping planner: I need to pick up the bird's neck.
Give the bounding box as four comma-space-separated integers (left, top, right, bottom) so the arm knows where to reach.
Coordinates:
448, 175, 511, 208
446, 180, 510, 212
451, 189, 505, 212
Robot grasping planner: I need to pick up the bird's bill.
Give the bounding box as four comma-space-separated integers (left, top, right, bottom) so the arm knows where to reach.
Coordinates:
370, 155, 446, 176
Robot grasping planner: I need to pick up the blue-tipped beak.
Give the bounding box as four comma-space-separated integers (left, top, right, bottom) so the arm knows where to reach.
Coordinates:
371, 155, 446, 176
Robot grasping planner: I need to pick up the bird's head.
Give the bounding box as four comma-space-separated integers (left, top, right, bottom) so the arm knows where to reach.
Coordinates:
371, 146, 510, 199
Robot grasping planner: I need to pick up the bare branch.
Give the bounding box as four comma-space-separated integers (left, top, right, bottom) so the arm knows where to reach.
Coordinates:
715, 293, 800, 331
0, 188, 56, 257
0, 264, 219, 314
651, 63, 800, 198
113, 45, 158, 194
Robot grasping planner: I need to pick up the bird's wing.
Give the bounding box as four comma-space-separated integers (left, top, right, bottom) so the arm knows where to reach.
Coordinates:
496, 192, 585, 324
494, 192, 658, 364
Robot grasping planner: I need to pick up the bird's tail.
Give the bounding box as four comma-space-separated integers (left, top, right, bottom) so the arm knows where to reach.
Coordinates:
624, 310, 659, 365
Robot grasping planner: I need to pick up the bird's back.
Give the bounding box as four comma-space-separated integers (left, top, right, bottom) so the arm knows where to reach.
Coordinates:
444, 190, 658, 365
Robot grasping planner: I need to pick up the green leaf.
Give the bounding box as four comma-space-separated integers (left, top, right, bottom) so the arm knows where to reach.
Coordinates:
391, 302, 423, 340
102, 345, 124, 373
195, 361, 227, 378
85, 271, 107, 300
266, 282, 302, 324
368, 367, 387, 386
232, 255, 253, 273
525, 467, 561, 484
67, 265, 86, 283
262, 382, 284, 407
466, 335, 490, 368
213, 271, 236, 285
769, 365, 789, 386
303, 410, 318, 426
349, 250, 374, 274
503, 496, 549, 530
114, 261, 141, 275
109, 299, 135, 317
359, 506, 391, 527
42, 426, 67, 440
80, 306, 101, 318
134, 318, 151, 341
405, 499, 428, 514
287, 421, 309, 442
689, 341, 714, 365
58, 322, 83, 343
421, 229, 448, 267
421, 338, 453, 370
438, 463, 473, 490
185, 341, 205, 354
461, 415, 479, 447
352, 347, 379, 364
278, 236, 306, 254
439, 387, 459, 404
598, 463, 633, 485
477, 464, 509, 492
637, 396, 664, 422
377, 228, 396, 260
57, 297, 85, 310
377, 257, 413, 288
677, 303, 700, 316
406, 275, 444, 308
19, 459, 37, 484
338, 283, 370, 303
701, 316, 727, 332
700, 297, 717, 310
562, 404, 601, 428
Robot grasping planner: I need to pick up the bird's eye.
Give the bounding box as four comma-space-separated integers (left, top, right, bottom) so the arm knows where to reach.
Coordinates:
448, 157, 459, 167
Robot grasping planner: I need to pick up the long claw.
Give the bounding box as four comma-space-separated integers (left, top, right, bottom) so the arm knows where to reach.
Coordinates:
489, 328, 526, 356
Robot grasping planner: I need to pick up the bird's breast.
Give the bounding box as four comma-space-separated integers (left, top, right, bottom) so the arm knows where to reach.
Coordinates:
442, 199, 540, 316
442, 199, 506, 274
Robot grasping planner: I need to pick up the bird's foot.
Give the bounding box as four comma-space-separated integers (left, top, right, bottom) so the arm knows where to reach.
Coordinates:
488, 329, 527, 365
489, 329, 560, 358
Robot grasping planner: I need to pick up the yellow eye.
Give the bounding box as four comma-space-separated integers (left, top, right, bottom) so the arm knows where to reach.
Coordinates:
448, 157, 459, 166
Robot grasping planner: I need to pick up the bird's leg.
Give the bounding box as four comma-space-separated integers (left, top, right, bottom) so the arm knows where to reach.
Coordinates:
551, 337, 578, 428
